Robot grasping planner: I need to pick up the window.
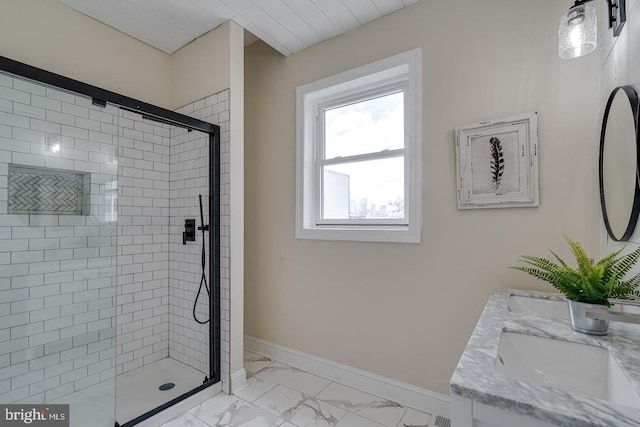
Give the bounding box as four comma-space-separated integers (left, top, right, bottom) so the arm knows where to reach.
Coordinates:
296, 49, 422, 243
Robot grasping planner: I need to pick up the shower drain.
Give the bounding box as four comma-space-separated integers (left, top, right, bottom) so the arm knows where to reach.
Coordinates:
159, 383, 175, 391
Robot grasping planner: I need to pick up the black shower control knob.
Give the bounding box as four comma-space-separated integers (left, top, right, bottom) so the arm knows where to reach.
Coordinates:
184, 219, 196, 242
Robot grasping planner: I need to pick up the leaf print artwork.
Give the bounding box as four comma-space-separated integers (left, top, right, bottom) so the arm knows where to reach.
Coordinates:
456, 112, 538, 209
489, 137, 505, 191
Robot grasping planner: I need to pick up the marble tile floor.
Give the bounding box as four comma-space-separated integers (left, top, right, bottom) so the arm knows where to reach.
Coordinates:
160, 350, 434, 427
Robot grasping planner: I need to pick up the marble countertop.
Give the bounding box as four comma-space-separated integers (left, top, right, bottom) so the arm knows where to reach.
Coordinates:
450, 289, 640, 427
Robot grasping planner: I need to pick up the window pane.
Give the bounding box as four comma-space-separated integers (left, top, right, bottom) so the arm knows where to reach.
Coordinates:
322, 157, 405, 220
324, 91, 404, 159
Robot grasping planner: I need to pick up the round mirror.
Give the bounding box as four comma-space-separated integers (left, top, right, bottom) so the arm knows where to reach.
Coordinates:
600, 86, 640, 241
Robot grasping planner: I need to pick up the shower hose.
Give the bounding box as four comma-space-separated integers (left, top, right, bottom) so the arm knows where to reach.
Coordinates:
193, 194, 210, 324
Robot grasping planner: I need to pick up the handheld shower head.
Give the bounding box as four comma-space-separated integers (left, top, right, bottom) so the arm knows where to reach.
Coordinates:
198, 195, 209, 232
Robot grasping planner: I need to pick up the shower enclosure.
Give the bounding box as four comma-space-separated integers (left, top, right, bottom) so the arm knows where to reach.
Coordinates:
0, 57, 221, 426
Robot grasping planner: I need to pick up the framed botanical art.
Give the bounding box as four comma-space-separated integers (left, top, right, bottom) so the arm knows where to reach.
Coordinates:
455, 112, 539, 209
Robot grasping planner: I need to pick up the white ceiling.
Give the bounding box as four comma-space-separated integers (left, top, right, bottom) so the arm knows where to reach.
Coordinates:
56, 0, 419, 56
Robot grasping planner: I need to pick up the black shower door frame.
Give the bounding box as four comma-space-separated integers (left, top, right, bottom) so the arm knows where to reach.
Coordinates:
0, 56, 222, 426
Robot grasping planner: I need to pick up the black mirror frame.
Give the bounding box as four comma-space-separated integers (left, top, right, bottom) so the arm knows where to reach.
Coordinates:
599, 85, 640, 242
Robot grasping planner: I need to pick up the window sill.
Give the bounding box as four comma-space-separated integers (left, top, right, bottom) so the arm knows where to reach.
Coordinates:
295, 225, 421, 243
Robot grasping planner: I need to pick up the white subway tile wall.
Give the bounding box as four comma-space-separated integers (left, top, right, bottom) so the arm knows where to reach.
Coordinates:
115, 110, 172, 376
167, 123, 209, 375
172, 90, 230, 385
0, 73, 118, 404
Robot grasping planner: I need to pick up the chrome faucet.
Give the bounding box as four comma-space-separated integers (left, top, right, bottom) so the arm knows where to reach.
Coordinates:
586, 299, 640, 325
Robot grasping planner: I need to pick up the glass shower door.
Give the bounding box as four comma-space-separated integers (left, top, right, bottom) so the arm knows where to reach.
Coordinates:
0, 72, 118, 427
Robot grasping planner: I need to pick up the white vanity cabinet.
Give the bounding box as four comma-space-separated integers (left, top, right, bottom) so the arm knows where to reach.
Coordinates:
449, 289, 640, 427
451, 395, 557, 427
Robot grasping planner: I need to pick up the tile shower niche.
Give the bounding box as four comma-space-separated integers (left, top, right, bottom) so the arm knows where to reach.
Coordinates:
8, 164, 91, 215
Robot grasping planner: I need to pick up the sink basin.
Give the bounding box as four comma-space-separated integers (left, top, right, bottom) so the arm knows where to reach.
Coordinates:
507, 295, 570, 320
495, 332, 640, 408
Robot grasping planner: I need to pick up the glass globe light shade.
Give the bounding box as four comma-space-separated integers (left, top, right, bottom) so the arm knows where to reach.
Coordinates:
559, 4, 597, 59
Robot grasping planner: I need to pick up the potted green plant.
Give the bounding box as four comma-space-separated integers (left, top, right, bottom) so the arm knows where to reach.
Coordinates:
512, 235, 640, 335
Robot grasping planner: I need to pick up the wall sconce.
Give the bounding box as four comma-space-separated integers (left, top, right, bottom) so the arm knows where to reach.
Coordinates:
559, 0, 626, 59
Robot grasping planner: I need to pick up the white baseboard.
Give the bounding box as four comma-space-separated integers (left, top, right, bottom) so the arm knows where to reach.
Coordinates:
230, 368, 248, 393
244, 335, 450, 417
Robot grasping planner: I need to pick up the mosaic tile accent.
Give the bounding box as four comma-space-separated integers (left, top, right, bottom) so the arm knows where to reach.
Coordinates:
8, 164, 90, 215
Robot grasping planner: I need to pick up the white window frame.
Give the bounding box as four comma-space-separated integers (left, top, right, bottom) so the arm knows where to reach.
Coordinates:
296, 48, 422, 243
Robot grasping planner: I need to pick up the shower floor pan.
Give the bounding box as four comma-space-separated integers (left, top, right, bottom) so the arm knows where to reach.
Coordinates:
116, 358, 206, 425
48, 357, 207, 426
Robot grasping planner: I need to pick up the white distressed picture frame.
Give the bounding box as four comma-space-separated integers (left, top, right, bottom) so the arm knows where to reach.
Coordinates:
455, 112, 539, 209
